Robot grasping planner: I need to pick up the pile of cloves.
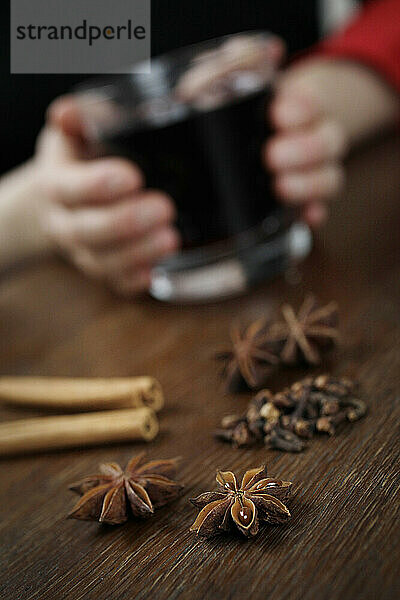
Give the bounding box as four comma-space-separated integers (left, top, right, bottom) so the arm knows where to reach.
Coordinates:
215, 375, 367, 452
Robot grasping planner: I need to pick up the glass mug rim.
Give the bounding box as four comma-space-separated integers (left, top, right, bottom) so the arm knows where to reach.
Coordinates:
73, 29, 278, 139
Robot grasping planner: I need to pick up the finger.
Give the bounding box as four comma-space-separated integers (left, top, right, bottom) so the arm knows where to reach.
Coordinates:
110, 268, 152, 297
45, 191, 176, 249
47, 95, 86, 139
263, 35, 286, 66
301, 201, 329, 228
274, 163, 345, 203
70, 247, 152, 296
42, 158, 144, 206
269, 89, 320, 131
222, 33, 286, 67
177, 35, 285, 103
69, 246, 105, 280
265, 119, 347, 171
95, 226, 180, 273
35, 126, 81, 164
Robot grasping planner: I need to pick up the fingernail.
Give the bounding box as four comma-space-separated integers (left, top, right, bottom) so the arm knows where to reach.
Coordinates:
274, 97, 312, 128
305, 202, 328, 227
93, 161, 138, 196
104, 171, 136, 195
281, 174, 308, 197
135, 202, 163, 229
269, 141, 302, 168
135, 194, 175, 231
276, 100, 307, 125
138, 269, 151, 287
158, 228, 180, 253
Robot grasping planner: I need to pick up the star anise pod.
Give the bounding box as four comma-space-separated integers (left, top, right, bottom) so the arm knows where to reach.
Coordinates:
68, 453, 183, 525
267, 295, 339, 365
217, 320, 280, 391
190, 465, 292, 538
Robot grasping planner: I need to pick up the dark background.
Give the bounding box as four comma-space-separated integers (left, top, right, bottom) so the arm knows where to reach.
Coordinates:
1, 0, 318, 173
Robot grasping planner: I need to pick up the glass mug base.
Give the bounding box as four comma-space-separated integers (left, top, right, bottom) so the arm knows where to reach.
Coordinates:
150, 221, 312, 303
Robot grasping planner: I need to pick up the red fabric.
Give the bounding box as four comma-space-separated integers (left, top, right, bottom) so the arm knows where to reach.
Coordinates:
315, 0, 400, 94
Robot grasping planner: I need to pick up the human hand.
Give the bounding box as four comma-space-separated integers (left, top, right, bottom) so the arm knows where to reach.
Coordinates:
35, 96, 180, 296
264, 61, 348, 228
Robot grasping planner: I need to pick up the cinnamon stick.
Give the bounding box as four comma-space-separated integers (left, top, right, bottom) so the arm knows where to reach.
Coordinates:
0, 407, 159, 456
0, 376, 164, 412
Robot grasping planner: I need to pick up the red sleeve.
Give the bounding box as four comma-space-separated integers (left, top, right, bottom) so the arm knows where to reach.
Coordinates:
314, 0, 400, 95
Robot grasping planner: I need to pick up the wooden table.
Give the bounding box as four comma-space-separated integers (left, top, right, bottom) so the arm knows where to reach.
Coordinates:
0, 135, 399, 600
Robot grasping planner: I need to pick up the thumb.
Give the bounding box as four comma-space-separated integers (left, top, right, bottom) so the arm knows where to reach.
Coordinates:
47, 95, 86, 140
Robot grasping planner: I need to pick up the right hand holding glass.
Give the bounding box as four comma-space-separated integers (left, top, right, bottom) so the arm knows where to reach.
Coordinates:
264, 62, 347, 228
265, 55, 398, 227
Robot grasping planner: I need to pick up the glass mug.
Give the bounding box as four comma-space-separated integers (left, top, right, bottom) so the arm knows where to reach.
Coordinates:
73, 32, 311, 302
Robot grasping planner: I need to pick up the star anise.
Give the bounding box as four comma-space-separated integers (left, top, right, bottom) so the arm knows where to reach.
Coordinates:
68, 453, 183, 525
190, 465, 292, 538
267, 295, 339, 365
217, 320, 280, 391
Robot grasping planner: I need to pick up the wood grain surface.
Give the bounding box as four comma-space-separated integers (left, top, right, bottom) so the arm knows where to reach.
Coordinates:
0, 135, 399, 600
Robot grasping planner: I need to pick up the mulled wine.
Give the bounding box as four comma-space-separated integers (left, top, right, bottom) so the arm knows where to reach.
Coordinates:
101, 87, 275, 248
